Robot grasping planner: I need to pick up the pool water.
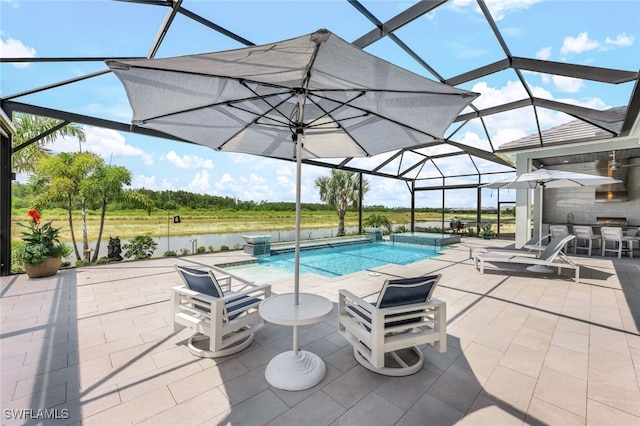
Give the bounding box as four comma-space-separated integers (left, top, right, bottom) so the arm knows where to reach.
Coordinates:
222, 241, 440, 283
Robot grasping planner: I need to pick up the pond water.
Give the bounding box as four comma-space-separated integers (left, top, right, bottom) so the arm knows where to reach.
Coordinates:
74, 226, 360, 259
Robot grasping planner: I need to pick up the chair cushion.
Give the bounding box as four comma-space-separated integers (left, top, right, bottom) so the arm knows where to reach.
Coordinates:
376, 275, 438, 308
226, 292, 261, 319
349, 275, 440, 330
176, 266, 223, 298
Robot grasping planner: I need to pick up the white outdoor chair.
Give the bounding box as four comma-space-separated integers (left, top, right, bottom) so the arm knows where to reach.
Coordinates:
572, 225, 601, 256
338, 274, 446, 377
600, 227, 634, 259
171, 265, 271, 358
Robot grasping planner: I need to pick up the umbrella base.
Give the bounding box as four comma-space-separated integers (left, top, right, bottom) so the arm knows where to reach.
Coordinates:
526, 265, 554, 273
265, 350, 326, 391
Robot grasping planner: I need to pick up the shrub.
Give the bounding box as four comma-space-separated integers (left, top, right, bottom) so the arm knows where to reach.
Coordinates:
96, 257, 110, 265
197, 246, 206, 253
164, 250, 177, 257
180, 248, 190, 256
123, 236, 158, 260
208, 245, 215, 253
75, 259, 88, 267
14, 210, 72, 265
220, 245, 229, 251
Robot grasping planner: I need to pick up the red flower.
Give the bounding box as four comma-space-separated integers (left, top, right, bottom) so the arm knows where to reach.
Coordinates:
27, 209, 41, 225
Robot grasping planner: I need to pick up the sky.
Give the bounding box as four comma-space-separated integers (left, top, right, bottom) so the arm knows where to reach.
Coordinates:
1, 0, 639, 208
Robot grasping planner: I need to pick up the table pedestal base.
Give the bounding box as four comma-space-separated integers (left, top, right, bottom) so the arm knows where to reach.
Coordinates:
526, 265, 553, 273
264, 350, 326, 391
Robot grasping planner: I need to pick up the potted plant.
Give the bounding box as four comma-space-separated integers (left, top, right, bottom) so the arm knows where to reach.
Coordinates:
479, 223, 495, 240
14, 210, 71, 278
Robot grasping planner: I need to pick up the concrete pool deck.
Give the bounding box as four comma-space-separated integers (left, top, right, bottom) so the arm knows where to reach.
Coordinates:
1, 238, 639, 425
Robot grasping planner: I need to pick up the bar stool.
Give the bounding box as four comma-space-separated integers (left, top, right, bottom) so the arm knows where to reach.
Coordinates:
572, 225, 601, 256
550, 225, 573, 252
601, 226, 634, 258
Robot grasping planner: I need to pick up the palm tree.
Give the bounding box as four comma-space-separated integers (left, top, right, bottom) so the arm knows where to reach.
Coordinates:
314, 170, 369, 236
12, 113, 86, 173
82, 164, 154, 262
32, 152, 102, 261
363, 213, 392, 234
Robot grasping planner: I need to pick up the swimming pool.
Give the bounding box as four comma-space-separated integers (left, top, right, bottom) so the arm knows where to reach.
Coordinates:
221, 241, 441, 283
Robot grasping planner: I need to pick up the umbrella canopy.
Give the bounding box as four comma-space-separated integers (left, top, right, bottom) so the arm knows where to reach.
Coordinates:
107, 29, 478, 301
106, 29, 477, 160
482, 168, 622, 190
482, 168, 621, 270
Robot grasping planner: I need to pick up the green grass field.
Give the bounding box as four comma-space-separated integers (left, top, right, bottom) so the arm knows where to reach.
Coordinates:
11, 207, 513, 244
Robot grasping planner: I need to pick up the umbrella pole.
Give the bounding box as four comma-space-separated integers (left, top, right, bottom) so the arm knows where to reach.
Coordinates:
527, 183, 553, 273
294, 132, 302, 306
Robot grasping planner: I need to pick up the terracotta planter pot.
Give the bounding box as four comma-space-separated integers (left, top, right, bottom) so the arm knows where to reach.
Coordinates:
23, 257, 62, 279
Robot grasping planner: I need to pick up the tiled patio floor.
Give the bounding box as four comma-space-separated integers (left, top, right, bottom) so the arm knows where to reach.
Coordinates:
2, 238, 639, 425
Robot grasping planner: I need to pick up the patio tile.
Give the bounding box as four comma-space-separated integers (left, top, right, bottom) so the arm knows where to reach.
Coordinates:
82, 386, 176, 425
533, 366, 587, 417
454, 341, 503, 379
511, 326, 553, 352
331, 391, 402, 426
527, 396, 586, 425
586, 398, 640, 426
459, 393, 524, 425
138, 387, 232, 426
551, 328, 590, 355
210, 389, 288, 426
499, 343, 546, 378
373, 368, 439, 410
270, 389, 346, 426
588, 345, 636, 381
322, 365, 387, 409
167, 358, 248, 404
427, 361, 484, 412
396, 392, 465, 425
481, 365, 537, 413
219, 365, 270, 405
543, 344, 589, 380
587, 368, 640, 417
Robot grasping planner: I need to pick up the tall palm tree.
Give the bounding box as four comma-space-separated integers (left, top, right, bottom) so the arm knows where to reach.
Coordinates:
82, 164, 154, 262
12, 113, 86, 173
32, 152, 102, 261
315, 170, 369, 236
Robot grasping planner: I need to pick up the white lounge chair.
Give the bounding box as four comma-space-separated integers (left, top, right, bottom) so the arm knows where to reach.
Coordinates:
338, 274, 446, 376
475, 234, 580, 283
469, 234, 551, 260
171, 265, 271, 358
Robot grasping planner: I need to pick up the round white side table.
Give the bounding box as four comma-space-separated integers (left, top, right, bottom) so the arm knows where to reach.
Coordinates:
259, 292, 333, 391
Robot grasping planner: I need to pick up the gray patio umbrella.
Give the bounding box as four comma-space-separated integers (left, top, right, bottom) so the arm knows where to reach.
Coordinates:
482, 168, 621, 271
106, 29, 478, 302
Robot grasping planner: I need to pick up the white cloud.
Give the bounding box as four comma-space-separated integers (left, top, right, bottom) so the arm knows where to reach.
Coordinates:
471, 80, 529, 109
451, 0, 542, 21
560, 32, 600, 55
366, 178, 410, 207
536, 46, 552, 60
605, 33, 634, 48
132, 175, 157, 190
187, 170, 211, 193
551, 75, 584, 93
164, 150, 214, 169
49, 126, 154, 166
0, 37, 35, 68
